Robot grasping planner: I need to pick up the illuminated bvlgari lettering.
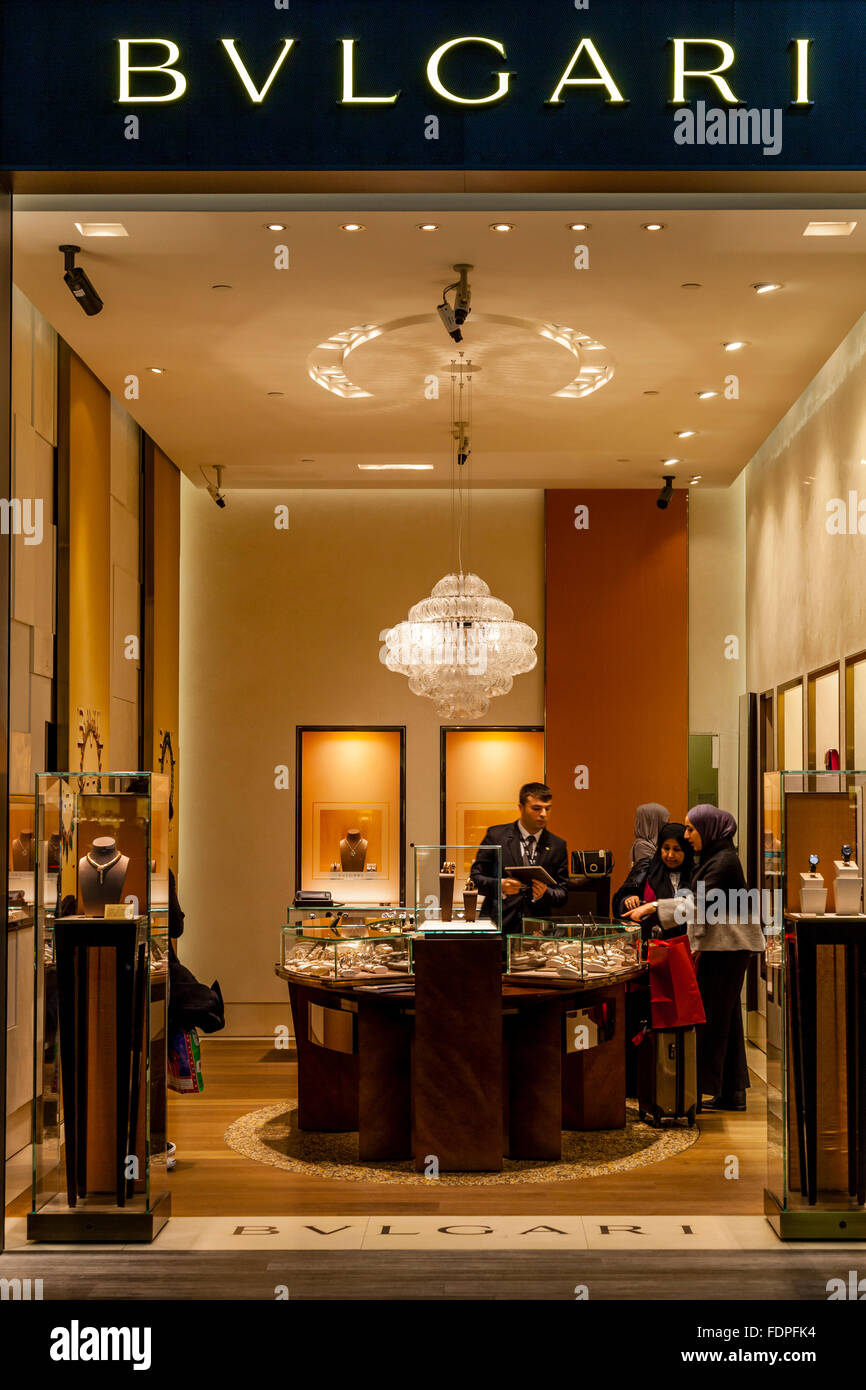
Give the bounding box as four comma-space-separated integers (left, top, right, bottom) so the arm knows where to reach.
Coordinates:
340, 39, 399, 104
426, 37, 511, 106
547, 38, 626, 104
791, 39, 812, 105
672, 39, 739, 104
118, 39, 187, 102
220, 39, 295, 103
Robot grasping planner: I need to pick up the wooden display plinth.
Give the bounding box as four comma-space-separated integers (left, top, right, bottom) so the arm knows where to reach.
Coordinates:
28, 1191, 171, 1243
562, 984, 626, 1131
412, 937, 503, 1171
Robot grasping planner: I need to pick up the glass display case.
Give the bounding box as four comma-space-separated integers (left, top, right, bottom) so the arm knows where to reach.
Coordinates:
506, 920, 642, 985
286, 903, 414, 937
762, 769, 864, 915
29, 773, 171, 1241
280, 928, 413, 982
412, 843, 502, 931
763, 770, 866, 1238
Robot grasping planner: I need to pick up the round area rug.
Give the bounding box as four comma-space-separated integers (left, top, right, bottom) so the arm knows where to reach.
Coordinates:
224, 1102, 699, 1186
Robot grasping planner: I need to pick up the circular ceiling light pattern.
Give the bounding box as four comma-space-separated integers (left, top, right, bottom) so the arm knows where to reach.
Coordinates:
306, 313, 615, 402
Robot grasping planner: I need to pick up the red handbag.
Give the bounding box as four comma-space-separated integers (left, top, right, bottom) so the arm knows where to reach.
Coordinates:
647, 936, 706, 1029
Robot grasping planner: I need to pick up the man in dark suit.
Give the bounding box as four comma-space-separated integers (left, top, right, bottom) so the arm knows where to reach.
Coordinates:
470, 782, 569, 942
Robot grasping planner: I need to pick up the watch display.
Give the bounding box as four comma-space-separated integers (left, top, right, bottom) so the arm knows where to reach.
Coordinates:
281, 932, 413, 981
507, 923, 641, 984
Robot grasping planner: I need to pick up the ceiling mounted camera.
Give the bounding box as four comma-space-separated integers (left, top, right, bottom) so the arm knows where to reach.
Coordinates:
437, 263, 473, 343
58, 244, 104, 316
657, 476, 675, 510
201, 465, 227, 508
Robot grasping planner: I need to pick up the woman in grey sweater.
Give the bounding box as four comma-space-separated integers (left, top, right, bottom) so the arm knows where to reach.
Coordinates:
626, 805, 765, 1112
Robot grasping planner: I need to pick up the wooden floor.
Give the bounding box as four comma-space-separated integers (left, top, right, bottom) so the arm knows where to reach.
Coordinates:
5, 1038, 768, 1219
159, 1038, 767, 1217
0, 1249, 850, 1302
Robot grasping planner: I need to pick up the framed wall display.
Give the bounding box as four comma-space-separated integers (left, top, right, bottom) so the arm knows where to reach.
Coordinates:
440, 727, 544, 876
807, 663, 841, 772
777, 679, 805, 791
296, 727, 406, 904
845, 651, 866, 770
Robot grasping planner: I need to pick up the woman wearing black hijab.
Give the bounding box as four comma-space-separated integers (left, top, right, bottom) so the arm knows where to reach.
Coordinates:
626, 805, 765, 1112
612, 822, 694, 919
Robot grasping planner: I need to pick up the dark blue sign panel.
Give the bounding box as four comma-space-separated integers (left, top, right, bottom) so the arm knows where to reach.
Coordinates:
1, 0, 865, 171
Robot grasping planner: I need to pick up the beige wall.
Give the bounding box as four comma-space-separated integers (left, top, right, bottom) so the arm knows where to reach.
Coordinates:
689, 478, 747, 817
110, 398, 141, 768
747, 307, 866, 703
178, 486, 545, 1036
10, 286, 56, 795
7, 288, 56, 1160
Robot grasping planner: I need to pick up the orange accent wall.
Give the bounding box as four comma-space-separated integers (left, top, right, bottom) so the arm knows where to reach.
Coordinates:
152, 446, 180, 871
545, 490, 689, 880
68, 354, 111, 768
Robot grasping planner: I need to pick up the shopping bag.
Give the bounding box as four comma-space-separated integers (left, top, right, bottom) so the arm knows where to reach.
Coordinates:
647, 936, 706, 1029
167, 1027, 204, 1093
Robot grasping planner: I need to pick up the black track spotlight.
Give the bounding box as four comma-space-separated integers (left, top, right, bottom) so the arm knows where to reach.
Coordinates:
59, 244, 104, 316
657, 476, 675, 510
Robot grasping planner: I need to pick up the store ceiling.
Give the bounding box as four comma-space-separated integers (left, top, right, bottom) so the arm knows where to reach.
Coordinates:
12, 208, 866, 490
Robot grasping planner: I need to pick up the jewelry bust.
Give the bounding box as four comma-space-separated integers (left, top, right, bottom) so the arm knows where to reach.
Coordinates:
78, 836, 130, 916
339, 828, 368, 872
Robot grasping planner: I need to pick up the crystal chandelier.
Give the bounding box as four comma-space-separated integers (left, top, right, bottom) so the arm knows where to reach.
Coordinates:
380, 358, 538, 720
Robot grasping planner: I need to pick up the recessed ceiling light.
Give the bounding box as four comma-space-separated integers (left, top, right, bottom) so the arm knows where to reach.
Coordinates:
568, 222, 591, 231
642, 222, 666, 232
753, 282, 783, 294
804, 221, 857, 237
681, 282, 702, 289
617, 458, 630, 463
676, 430, 697, 439
723, 340, 748, 352
417, 223, 439, 231
357, 464, 434, 471
212, 283, 233, 290
663, 458, 679, 467
267, 391, 284, 397
689, 476, 702, 485
489, 222, 514, 233
73, 222, 128, 237
265, 222, 287, 231
340, 223, 366, 232
698, 390, 718, 399
149, 367, 165, 375
643, 390, 660, 396
803, 477, 814, 486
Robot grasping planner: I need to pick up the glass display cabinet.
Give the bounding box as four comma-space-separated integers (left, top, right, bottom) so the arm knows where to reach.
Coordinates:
507, 919, 642, 985
763, 770, 866, 1238
286, 903, 414, 937
29, 772, 171, 1241
280, 928, 413, 982
412, 843, 502, 932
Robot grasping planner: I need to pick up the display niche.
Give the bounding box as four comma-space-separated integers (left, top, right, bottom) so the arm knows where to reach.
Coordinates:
295, 727, 406, 905
440, 726, 544, 876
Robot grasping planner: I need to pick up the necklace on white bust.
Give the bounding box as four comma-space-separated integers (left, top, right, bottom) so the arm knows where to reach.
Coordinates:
86, 850, 122, 884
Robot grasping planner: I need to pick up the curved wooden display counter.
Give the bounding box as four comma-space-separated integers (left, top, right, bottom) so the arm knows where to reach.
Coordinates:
276, 936, 647, 1173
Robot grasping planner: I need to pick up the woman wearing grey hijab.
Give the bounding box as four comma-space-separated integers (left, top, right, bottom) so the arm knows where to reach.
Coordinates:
630, 802, 670, 865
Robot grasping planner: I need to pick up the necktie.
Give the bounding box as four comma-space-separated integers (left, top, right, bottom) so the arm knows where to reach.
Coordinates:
526, 835, 537, 864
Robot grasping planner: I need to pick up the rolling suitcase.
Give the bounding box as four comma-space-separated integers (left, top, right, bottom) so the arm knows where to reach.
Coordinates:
637, 1025, 697, 1127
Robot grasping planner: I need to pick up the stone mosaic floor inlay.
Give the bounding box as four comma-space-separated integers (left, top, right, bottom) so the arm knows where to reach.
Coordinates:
224, 1102, 699, 1186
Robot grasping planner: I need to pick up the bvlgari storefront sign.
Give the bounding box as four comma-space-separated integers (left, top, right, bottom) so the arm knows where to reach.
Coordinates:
1, 1, 866, 171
